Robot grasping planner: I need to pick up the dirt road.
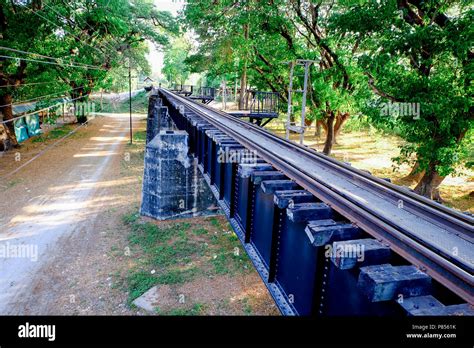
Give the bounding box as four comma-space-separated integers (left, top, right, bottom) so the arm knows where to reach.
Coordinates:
0, 114, 143, 314
0, 109, 279, 315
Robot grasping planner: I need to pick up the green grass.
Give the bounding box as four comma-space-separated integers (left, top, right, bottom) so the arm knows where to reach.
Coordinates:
6, 178, 22, 188
127, 270, 159, 303
211, 252, 232, 274
242, 297, 253, 315
97, 91, 149, 114
151, 238, 199, 267
207, 221, 252, 275
210, 248, 250, 275
154, 267, 198, 285
208, 216, 221, 228
121, 212, 255, 311
192, 227, 208, 236
122, 211, 140, 225
124, 215, 175, 247
133, 130, 147, 142
123, 214, 201, 302
31, 125, 74, 143
155, 303, 206, 316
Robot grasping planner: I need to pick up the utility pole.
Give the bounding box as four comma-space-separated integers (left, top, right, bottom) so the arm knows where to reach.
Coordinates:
222, 79, 227, 110
286, 61, 295, 140
129, 63, 133, 144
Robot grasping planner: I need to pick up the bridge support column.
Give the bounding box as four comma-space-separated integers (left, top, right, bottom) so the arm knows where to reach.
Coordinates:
140, 129, 217, 220
146, 94, 173, 143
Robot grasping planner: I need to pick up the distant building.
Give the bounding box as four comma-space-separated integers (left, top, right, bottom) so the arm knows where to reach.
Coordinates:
138, 75, 154, 89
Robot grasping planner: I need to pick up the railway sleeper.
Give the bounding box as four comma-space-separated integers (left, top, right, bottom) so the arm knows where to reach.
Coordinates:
398, 295, 474, 316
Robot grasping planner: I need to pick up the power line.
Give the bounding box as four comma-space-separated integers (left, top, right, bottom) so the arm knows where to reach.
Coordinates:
0, 94, 89, 125
0, 85, 85, 108
0, 116, 94, 181
0, 46, 103, 70
0, 54, 106, 70
29, 6, 108, 60
44, 2, 119, 55
0, 81, 53, 89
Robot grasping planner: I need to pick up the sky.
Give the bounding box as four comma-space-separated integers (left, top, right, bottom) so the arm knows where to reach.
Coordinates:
147, 0, 185, 79
154, 0, 183, 14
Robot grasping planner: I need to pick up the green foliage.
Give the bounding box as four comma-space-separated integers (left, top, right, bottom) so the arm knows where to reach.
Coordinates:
162, 37, 192, 85
181, 0, 472, 185
1, 0, 177, 125
332, 0, 473, 177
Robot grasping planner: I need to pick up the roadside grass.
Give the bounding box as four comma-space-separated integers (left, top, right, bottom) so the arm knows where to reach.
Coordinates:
120, 212, 254, 309
132, 130, 147, 143
155, 303, 207, 316
97, 91, 149, 114
120, 128, 146, 178
31, 124, 75, 143
6, 178, 22, 189
0, 178, 23, 192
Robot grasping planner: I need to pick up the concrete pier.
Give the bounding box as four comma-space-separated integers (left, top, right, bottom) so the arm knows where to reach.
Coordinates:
140, 96, 218, 220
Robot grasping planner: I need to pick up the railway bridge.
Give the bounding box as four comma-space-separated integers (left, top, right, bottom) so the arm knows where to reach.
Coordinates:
140, 88, 474, 316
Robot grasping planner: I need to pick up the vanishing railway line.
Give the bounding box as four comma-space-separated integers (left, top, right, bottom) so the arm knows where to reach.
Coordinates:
152, 88, 473, 315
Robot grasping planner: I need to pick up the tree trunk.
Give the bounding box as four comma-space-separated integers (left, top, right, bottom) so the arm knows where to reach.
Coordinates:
71, 87, 87, 124
239, 70, 247, 110
333, 112, 350, 144
403, 161, 425, 182
314, 120, 322, 137
0, 94, 19, 147
323, 112, 335, 155
414, 164, 445, 201
239, 23, 249, 110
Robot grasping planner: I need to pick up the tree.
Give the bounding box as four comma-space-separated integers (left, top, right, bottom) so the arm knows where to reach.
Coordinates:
162, 37, 192, 86
332, 0, 473, 199
182, 0, 264, 105
183, 0, 363, 155
180, 0, 473, 200
0, 0, 177, 145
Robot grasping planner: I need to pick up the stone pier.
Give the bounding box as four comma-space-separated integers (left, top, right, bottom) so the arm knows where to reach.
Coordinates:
140, 93, 218, 220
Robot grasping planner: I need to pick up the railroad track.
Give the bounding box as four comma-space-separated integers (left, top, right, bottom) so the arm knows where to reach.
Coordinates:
155, 88, 473, 315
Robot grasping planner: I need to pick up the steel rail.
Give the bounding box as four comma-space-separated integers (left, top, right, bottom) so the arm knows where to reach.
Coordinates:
164, 88, 473, 227
160, 88, 474, 304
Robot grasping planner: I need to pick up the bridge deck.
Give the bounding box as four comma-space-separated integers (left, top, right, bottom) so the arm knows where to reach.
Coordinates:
160, 88, 474, 305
